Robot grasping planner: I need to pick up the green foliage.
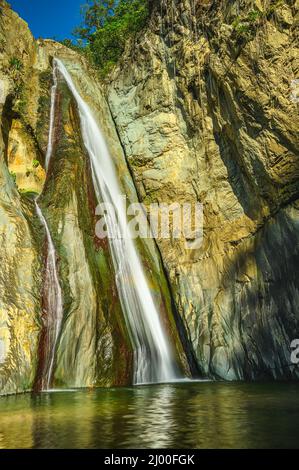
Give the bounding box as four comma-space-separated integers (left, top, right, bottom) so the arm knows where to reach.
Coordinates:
32, 159, 40, 168
19, 189, 39, 199
9, 56, 23, 72
8, 57, 27, 115
39, 70, 53, 87
17, 98, 27, 115
75, 0, 149, 76
13, 81, 27, 115
9, 171, 16, 183
74, 0, 118, 40
14, 81, 24, 99
247, 9, 263, 23
59, 38, 85, 54
232, 9, 264, 43
232, 0, 287, 44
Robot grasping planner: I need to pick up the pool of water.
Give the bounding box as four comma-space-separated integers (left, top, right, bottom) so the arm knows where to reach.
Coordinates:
0, 382, 298, 449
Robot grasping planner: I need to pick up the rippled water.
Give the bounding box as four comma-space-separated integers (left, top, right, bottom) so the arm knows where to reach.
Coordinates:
0, 382, 298, 449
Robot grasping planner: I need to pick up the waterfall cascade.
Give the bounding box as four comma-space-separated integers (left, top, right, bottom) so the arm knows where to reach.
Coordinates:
55, 58, 180, 385
35, 201, 63, 390
35, 63, 63, 391
45, 62, 58, 171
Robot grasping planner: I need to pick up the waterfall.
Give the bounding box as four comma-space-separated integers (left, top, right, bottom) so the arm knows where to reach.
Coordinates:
35, 201, 63, 390
35, 62, 63, 390
55, 58, 179, 385
45, 62, 58, 171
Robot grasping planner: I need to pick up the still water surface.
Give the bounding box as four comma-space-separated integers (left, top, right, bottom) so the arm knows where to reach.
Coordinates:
0, 382, 298, 448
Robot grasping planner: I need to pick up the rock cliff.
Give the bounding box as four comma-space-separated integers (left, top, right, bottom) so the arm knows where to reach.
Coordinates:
0, 0, 43, 394
0, 0, 298, 394
107, 0, 299, 379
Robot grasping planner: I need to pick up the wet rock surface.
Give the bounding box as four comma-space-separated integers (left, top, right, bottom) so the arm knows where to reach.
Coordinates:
0, 0, 298, 394
107, 0, 299, 379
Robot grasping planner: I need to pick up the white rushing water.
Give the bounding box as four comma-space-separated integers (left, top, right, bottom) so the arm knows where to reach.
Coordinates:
35, 201, 64, 390
35, 62, 63, 390
45, 62, 58, 171
55, 58, 179, 384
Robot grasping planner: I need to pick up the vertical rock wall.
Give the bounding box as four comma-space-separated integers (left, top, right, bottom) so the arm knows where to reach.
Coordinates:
1, 0, 299, 394
107, 0, 299, 379
0, 1, 193, 393
0, 1, 42, 394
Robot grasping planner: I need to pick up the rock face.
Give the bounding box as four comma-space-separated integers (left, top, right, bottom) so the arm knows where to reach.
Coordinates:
35, 70, 133, 388
0, 3, 136, 391
0, 0, 191, 394
0, 0, 298, 395
107, 0, 299, 379
0, 1, 42, 394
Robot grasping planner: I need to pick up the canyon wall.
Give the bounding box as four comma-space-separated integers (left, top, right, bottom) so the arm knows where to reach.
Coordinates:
0, 0, 190, 394
0, 2, 135, 393
0, 0, 298, 394
0, 1, 43, 394
107, 0, 299, 379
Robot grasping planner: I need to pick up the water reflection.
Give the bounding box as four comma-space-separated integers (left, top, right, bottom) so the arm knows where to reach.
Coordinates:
123, 386, 177, 448
0, 382, 298, 449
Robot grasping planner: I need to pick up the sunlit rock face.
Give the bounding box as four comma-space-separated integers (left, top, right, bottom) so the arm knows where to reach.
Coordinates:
0, 0, 190, 394
0, 1, 118, 393
0, 0, 298, 395
0, 1, 135, 391
35, 72, 134, 389
0, 1, 42, 394
107, 0, 299, 379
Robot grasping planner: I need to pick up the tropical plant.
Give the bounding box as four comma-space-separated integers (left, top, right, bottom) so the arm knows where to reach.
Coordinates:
74, 0, 149, 76
232, 8, 264, 43
9, 57, 23, 71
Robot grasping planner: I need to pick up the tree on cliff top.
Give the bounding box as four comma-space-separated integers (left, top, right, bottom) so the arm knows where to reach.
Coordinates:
74, 0, 149, 76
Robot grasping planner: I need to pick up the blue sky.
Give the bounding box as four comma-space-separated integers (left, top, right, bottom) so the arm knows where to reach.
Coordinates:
10, 0, 83, 40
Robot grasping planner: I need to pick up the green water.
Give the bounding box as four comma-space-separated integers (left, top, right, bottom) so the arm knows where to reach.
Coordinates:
0, 382, 298, 449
